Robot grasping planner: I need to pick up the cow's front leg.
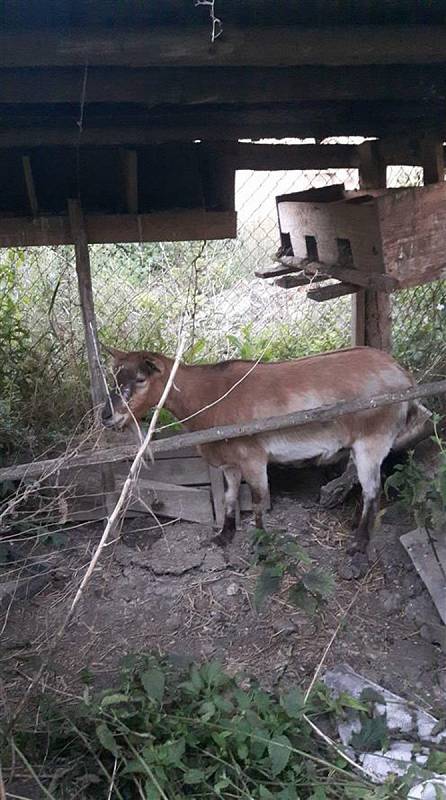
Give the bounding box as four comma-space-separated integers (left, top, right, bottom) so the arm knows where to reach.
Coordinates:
213, 465, 242, 546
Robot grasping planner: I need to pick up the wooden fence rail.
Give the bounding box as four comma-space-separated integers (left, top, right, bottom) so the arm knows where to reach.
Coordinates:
1, 378, 445, 484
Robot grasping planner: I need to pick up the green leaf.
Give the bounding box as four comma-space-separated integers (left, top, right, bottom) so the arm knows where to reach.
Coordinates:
200, 700, 216, 722
280, 687, 304, 719
308, 788, 327, 800
351, 714, 388, 752
190, 664, 204, 692
288, 582, 318, 615
165, 738, 185, 766
100, 693, 129, 707
141, 668, 165, 704
259, 787, 274, 799
183, 768, 206, 785
96, 722, 119, 757
255, 563, 284, 608
144, 779, 161, 800
281, 538, 313, 565
337, 692, 369, 713
277, 788, 299, 800
427, 750, 446, 774
268, 734, 291, 777
302, 568, 335, 599
359, 687, 385, 706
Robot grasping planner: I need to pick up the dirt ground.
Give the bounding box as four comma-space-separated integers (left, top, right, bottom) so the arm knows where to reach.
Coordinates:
1, 464, 445, 726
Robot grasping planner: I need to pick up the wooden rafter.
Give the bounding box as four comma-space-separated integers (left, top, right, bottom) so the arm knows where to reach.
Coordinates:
1, 26, 446, 68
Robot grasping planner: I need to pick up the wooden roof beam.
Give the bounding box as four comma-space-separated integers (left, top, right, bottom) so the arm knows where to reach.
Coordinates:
0, 102, 443, 146
1, 65, 445, 105
0, 210, 236, 248
1, 26, 446, 67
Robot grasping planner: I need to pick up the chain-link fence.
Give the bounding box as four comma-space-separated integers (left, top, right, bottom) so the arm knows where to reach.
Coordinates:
1, 144, 445, 459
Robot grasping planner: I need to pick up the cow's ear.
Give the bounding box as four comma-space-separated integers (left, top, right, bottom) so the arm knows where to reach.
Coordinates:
144, 354, 163, 374
100, 342, 127, 360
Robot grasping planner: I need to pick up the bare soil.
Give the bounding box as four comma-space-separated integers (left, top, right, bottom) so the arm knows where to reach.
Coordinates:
1, 465, 445, 724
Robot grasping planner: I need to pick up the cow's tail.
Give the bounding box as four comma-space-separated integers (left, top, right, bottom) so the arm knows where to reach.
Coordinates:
393, 400, 432, 452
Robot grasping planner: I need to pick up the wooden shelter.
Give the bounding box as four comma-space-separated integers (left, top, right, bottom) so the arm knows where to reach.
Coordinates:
1, 0, 446, 522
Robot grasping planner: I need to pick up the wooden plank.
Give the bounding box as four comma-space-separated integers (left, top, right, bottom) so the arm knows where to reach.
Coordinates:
255, 262, 302, 279
276, 257, 397, 292
5, 377, 446, 483
377, 181, 446, 288
3, 65, 446, 105
307, 282, 360, 302
401, 528, 446, 625
234, 142, 359, 170
21, 155, 38, 216
2, 26, 446, 68
120, 149, 138, 214
115, 457, 211, 486
420, 134, 445, 185
0, 100, 442, 148
130, 479, 214, 524
275, 274, 315, 289
0, 210, 237, 248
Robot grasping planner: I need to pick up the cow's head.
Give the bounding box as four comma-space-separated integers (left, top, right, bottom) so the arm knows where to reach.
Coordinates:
101, 346, 166, 429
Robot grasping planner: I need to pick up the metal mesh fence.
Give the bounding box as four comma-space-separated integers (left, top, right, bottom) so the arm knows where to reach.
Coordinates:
0, 146, 445, 458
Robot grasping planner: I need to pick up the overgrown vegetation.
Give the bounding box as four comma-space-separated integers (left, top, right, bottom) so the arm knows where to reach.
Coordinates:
385, 413, 446, 534
252, 528, 335, 613
1, 653, 421, 799
1, 239, 444, 462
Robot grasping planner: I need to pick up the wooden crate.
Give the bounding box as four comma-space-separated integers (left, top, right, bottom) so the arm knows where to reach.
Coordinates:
276, 182, 446, 288
48, 428, 255, 526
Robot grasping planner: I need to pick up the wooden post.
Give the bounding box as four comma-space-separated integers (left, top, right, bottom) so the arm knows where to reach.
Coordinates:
120, 149, 138, 213
22, 155, 39, 216
68, 198, 116, 515
420, 134, 445, 185
353, 140, 392, 351
68, 199, 105, 411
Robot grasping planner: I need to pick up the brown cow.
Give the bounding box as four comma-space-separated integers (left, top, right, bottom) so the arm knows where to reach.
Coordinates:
101, 346, 428, 554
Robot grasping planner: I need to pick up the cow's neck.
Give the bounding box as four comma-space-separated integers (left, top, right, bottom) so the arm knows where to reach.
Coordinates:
163, 362, 218, 431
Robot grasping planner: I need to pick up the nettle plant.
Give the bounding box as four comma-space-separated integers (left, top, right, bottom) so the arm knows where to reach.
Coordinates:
6, 654, 412, 799
385, 413, 446, 533
251, 528, 335, 613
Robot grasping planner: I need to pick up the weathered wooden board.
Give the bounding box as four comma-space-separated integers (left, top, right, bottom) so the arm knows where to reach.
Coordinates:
401, 528, 446, 625
115, 457, 211, 486
377, 182, 446, 287
277, 181, 446, 290
128, 479, 215, 525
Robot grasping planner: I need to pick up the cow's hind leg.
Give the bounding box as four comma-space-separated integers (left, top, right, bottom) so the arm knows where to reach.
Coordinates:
349, 436, 393, 556
241, 460, 269, 531
213, 465, 242, 547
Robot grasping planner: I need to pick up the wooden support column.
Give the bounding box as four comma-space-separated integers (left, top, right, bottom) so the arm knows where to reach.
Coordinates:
353, 140, 392, 351
68, 198, 116, 516
22, 155, 38, 216
68, 199, 105, 411
120, 149, 138, 213
420, 134, 445, 185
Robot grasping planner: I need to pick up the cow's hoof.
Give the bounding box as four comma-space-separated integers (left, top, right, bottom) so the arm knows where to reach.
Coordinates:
347, 532, 367, 557
212, 529, 234, 548
339, 551, 369, 580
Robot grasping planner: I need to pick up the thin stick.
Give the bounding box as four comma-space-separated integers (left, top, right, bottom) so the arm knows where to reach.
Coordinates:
5, 335, 186, 732
303, 713, 371, 778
